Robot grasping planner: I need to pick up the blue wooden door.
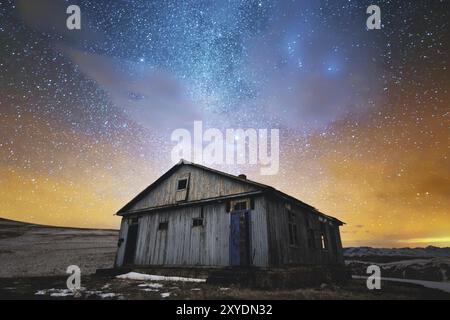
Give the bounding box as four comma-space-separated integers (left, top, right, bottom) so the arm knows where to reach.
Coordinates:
229, 212, 241, 265
229, 211, 251, 266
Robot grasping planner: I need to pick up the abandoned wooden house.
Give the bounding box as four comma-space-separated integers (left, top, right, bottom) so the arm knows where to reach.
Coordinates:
115, 160, 344, 268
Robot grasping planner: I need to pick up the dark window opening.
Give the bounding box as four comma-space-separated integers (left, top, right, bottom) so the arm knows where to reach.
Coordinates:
320, 223, 328, 250
304, 215, 310, 228
192, 218, 203, 227
177, 179, 188, 190
288, 211, 299, 246
192, 207, 204, 227
250, 198, 255, 210
158, 221, 168, 231
233, 201, 247, 211
321, 235, 327, 250
288, 224, 299, 246
330, 229, 337, 253
288, 211, 295, 222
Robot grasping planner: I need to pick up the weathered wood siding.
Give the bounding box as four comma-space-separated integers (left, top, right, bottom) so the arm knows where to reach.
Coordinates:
128, 165, 258, 211
249, 196, 269, 266
117, 196, 269, 267
265, 197, 343, 266
114, 218, 129, 267
135, 203, 229, 266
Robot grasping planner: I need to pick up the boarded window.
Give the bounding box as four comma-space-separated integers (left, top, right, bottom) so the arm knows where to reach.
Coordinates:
288, 211, 299, 246
158, 221, 168, 231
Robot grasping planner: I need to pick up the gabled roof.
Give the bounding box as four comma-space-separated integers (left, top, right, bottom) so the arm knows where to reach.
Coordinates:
117, 159, 344, 225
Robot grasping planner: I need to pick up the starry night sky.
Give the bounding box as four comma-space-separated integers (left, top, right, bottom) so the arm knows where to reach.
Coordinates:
0, 0, 449, 247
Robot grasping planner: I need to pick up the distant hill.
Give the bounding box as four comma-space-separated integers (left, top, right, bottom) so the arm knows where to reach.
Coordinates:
344, 246, 450, 259
0, 217, 118, 278
0, 217, 118, 231
344, 246, 450, 282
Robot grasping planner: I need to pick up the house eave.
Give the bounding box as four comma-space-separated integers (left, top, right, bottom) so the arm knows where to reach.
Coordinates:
117, 190, 265, 216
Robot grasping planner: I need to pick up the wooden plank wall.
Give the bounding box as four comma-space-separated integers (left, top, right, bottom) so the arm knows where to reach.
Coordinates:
250, 196, 269, 267
265, 197, 343, 266
117, 195, 269, 267
115, 218, 129, 267
137, 202, 234, 266
133, 204, 228, 266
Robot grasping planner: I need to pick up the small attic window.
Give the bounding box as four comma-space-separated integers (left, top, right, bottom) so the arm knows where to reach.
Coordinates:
177, 178, 188, 190
175, 174, 190, 202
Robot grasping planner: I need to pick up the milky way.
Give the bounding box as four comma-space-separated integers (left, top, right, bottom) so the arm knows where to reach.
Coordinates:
0, 0, 449, 247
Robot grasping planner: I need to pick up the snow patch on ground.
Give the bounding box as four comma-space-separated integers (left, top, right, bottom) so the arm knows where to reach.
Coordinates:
50, 291, 73, 297
161, 292, 171, 298
140, 288, 160, 292
98, 293, 117, 298
35, 288, 78, 297
34, 287, 121, 299
35, 290, 47, 295
116, 272, 206, 283
138, 283, 163, 288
